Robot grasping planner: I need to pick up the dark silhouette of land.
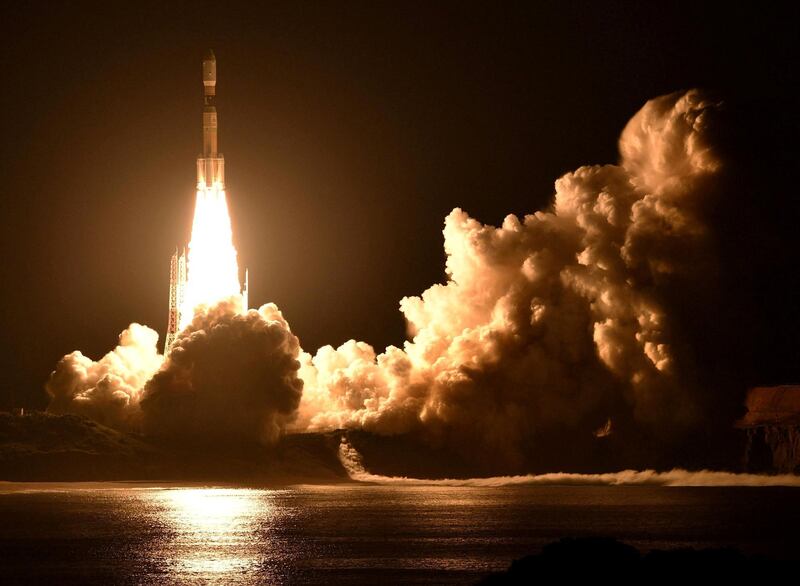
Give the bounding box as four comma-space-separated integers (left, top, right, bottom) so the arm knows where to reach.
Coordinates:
0, 412, 347, 483
478, 537, 779, 582
0, 411, 777, 481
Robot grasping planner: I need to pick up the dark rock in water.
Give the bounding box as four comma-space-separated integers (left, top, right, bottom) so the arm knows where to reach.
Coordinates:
477, 537, 769, 582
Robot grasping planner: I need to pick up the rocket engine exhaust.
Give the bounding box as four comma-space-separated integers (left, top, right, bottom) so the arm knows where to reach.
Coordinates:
165, 50, 248, 353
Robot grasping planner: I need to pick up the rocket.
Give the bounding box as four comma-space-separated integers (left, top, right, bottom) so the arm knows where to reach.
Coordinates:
166, 50, 228, 354
197, 49, 224, 189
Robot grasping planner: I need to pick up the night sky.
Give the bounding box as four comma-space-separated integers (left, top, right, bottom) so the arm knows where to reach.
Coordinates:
1, 1, 798, 409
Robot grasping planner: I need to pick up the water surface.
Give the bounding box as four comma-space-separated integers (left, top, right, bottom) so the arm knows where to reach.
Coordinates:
1, 483, 798, 584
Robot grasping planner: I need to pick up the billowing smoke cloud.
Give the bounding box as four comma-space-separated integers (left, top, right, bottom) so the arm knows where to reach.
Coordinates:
47, 89, 777, 471
47, 299, 303, 446
296, 90, 726, 466
46, 323, 163, 429
141, 299, 303, 445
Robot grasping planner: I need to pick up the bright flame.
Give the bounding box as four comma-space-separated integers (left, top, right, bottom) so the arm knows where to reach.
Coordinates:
181, 184, 245, 328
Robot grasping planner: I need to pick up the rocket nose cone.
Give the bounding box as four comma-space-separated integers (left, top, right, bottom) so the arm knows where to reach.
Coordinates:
204, 49, 216, 62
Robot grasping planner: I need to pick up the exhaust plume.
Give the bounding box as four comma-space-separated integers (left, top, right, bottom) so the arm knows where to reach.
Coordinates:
296, 90, 726, 466
46, 324, 163, 430
142, 299, 303, 445
48, 89, 791, 472
47, 300, 303, 447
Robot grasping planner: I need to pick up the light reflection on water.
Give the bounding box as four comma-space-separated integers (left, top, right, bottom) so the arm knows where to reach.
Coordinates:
147, 488, 274, 582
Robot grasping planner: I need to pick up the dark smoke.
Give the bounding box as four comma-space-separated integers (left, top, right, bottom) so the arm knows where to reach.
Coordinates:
141, 299, 303, 445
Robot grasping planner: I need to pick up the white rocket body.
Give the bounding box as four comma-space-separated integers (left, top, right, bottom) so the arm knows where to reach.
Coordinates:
198, 50, 224, 188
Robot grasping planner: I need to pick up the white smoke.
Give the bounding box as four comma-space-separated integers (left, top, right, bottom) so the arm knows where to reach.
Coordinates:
46, 323, 163, 429
296, 90, 723, 465
338, 439, 800, 487
47, 298, 303, 446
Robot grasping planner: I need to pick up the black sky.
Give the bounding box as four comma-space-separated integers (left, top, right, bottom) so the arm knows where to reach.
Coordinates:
1, 1, 798, 409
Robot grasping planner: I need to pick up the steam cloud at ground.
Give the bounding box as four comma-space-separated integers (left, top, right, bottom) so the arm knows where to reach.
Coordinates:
47, 323, 162, 430
142, 299, 303, 445
48, 299, 303, 446
337, 439, 800, 487
297, 90, 724, 465
47, 90, 762, 466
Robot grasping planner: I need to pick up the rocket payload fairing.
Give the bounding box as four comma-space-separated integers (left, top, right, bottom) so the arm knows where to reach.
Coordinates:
164, 51, 248, 354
